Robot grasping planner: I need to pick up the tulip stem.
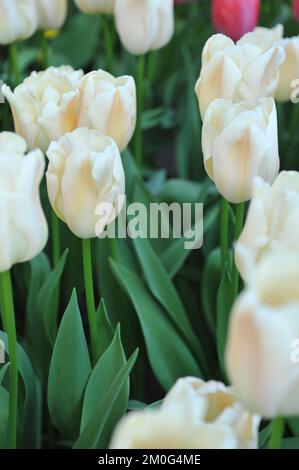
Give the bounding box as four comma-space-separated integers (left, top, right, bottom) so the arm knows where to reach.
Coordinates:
102, 16, 114, 73
0, 270, 18, 449
9, 43, 20, 87
82, 239, 98, 365
40, 32, 49, 68
231, 202, 245, 298
268, 417, 285, 449
135, 54, 145, 169
220, 197, 229, 271
51, 211, 61, 267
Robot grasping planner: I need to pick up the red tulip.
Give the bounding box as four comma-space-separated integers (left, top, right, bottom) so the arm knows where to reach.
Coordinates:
293, 0, 299, 21
212, 0, 260, 42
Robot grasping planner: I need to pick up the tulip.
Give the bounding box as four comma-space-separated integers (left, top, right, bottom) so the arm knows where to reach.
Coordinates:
77, 70, 136, 152
275, 37, 299, 102
35, 0, 68, 31
226, 249, 299, 418
201, 98, 280, 204
235, 171, 299, 283
195, 34, 285, 118
110, 377, 260, 449
238, 24, 283, 50
2, 66, 83, 152
0, 0, 37, 45
74, 0, 115, 14
212, 0, 260, 42
293, 0, 299, 22
0, 132, 48, 273
46, 127, 125, 239
114, 0, 174, 55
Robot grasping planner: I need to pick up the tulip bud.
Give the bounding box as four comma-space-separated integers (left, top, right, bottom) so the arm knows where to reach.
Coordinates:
195, 34, 285, 118
110, 377, 260, 449
212, 0, 260, 42
293, 0, 299, 22
0, 132, 48, 272
2, 66, 83, 152
77, 70, 136, 152
235, 172, 299, 283
114, 0, 174, 55
46, 127, 125, 239
74, 0, 115, 14
226, 250, 299, 418
0, 0, 37, 45
201, 98, 280, 204
35, 0, 68, 31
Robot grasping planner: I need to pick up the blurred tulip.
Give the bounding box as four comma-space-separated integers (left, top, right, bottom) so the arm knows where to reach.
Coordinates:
226, 249, 299, 418
35, 0, 68, 30
114, 0, 174, 55
3, 66, 83, 152
201, 98, 279, 203
195, 34, 285, 118
238, 24, 283, 50
235, 172, 299, 283
74, 0, 115, 14
110, 377, 260, 449
46, 127, 125, 239
77, 70, 136, 152
0, 0, 37, 45
293, 0, 299, 22
275, 37, 299, 102
0, 132, 48, 272
212, 0, 260, 42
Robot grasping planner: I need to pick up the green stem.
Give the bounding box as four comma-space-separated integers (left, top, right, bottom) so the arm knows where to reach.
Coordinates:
268, 417, 285, 449
231, 202, 245, 299
0, 271, 18, 449
40, 32, 49, 68
134, 54, 145, 169
220, 197, 229, 271
82, 239, 98, 364
51, 211, 61, 268
9, 43, 20, 87
102, 16, 114, 73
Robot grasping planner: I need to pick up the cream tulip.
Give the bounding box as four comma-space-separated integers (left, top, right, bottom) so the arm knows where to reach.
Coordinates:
2, 66, 83, 152
275, 37, 299, 102
74, 0, 115, 14
201, 98, 280, 204
46, 127, 125, 239
35, 0, 68, 31
195, 33, 285, 118
0, 0, 37, 45
110, 377, 260, 449
114, 0, 174, 55
238, 24, 284, 51
235, 171, 299, 283
77, 70, 136, 152
0, 132, 48, 273
226, 250, 299, 418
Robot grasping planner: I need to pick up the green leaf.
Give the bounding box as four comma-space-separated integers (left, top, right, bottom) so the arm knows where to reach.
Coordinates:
96, 299, 115, 359
73, 349, 138, 449
80, 325, 129, 448
281, 438, 299, 449
110, 260, 202, 390
259, 423, 272, 448
0, 386, 9, 449
288, 417, 299, 437
202, 248, 221, 332
159, 179, 202, 204
0, 363, 9, 386
47, 290, 91, 438
216, 266, 234, 376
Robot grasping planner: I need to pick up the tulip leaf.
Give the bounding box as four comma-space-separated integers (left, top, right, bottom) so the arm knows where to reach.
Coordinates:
73, 349, 138, 449
216, 266, 234, 376
288, 417, 299, 437
281, 438, 299, 449
0, 385, 9, 449
47, 290, 91, 438
80, 325, 129, 448
0, 363, 9, 386
96, 299, 115, 359
110, 260, 202, 390
202, 248, 221, 332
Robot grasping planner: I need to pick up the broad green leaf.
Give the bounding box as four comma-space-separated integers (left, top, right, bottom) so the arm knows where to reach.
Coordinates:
288, 417, 299, 437
96, 299, 114, 359
110, 260, 202, 390
73, 350, 138, 449
281, 438, 299, 449
216, 267, 234, 376
0, 386, 9, 449
202, 248, 221, 333
159, 179, 202, 204
0, 363, 9, 385
47, 290, 91, 438
259, 423, 272, 448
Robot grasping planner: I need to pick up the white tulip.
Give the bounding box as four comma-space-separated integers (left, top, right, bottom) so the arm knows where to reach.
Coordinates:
0, 0, 37, 45
2, 66, 83, 152
201, 98, 280, 203
235, 171, 299, 283
74, 0, 115, 14
46, 127, 125, 239
275, 37, 299, 102
226, 250, 299, 418
238, 24, 284, 51
114, 0, 174, 55
195, 33, 285, 118
78, 70, 136, 152
0, 132, 48, 272
110, 377, 260, 449
35, 0, 68, 31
